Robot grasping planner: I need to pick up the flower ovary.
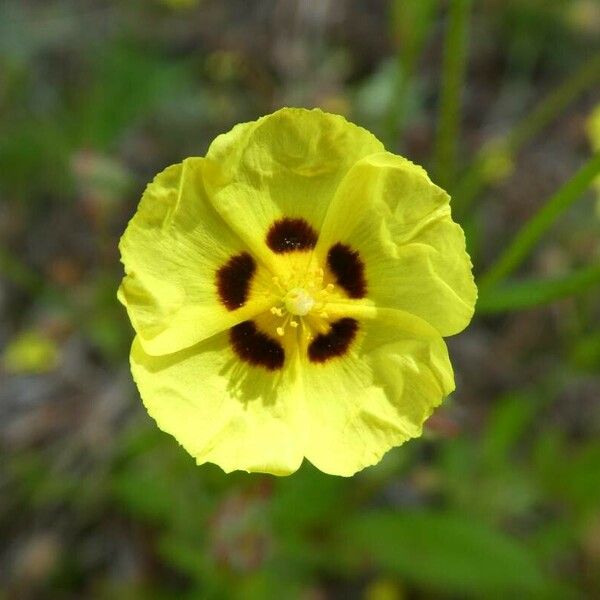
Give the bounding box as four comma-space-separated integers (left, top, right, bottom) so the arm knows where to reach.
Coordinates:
284, 287, 315, 316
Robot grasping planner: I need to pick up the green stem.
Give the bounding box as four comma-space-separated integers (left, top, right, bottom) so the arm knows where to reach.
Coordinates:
454, 51, 600, 216
479, 153, 600, 291
477, 264, 600, 314
434, 0, 472, 189
386, 0, 438, 148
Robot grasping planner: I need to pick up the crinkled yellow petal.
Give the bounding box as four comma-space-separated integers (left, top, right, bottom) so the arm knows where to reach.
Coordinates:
131, 305, 452, 477
317, 152, 477, 336
202, 107, 384, 265
299, 306, 454, 476
119, 158, 272, 355
130, 335, 304, 475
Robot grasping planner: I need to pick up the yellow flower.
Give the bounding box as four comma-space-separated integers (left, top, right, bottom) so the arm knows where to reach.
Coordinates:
118, 108, 476, 476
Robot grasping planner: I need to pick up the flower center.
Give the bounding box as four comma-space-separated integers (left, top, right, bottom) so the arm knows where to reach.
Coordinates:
263, 264, 338, 339
284, 287, 315, 316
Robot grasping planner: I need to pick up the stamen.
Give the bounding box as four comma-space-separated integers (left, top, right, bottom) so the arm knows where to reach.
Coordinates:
271, 275, 287, 294
264, 257, 344, 344
277, 313, 293, 337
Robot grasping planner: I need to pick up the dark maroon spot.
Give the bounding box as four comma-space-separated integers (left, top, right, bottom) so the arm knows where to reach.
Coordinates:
308, 318, 359, 363
216, 252, 256, 311
230, 321, 285, 371
327, 243, 367, 299
266, 218, 318, 253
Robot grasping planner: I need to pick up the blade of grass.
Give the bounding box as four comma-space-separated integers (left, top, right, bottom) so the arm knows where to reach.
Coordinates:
386, 0, 438, 147
477, 263, 600, 314
506, 54, 600, 154
434, 0, 472, 189
479, 153, 600, 291
454, 51, 600, 216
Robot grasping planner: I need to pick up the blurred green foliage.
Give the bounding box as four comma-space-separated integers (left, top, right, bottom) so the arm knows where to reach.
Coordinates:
8, 387, 599, 597
1, 0, 599, 598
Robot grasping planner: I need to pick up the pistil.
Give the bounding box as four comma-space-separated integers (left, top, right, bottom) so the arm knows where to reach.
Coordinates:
284, 287, 315, 316
266, 263, 339, 339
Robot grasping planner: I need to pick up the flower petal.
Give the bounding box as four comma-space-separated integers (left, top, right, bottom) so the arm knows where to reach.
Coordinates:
203, 108, 384, 267
299, 306, 454, 476
317, 152, 477, 336
119, 158, 273, 355
130, 334, 305, 475
131, 306, 452, 477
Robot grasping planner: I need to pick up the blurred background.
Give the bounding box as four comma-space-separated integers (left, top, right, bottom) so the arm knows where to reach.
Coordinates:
1, 1, 599, 598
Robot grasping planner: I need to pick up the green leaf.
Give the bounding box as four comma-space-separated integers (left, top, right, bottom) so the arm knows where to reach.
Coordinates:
345, 511, 547, 597
434, 0, 472, 188
479, 153, 600, 290
482, 391, 540, 468
386, 0, 438, 145
391, 0, 438, 73
477, 263, 600, 313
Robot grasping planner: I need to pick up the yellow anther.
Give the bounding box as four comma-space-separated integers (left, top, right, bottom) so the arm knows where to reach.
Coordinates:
263, 257, 337, 342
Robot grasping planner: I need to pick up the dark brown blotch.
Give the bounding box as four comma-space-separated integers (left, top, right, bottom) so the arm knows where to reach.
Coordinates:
266, 218, 318, 253
327, 243, 367, 299
216, 252, 256, 311
230, 321, 285, 371
308, 318, 359, 364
